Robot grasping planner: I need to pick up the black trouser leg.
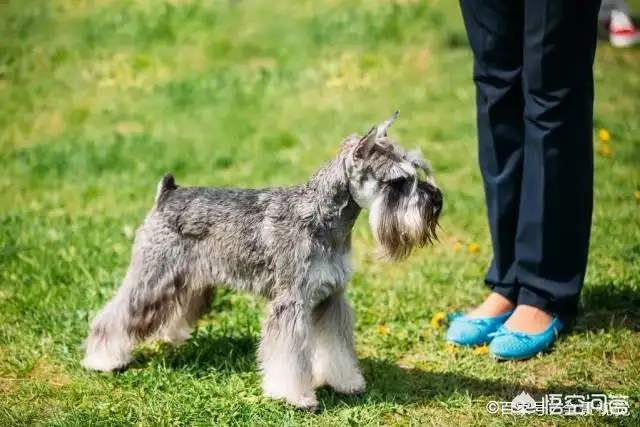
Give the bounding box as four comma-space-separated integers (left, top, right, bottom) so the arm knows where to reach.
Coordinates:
516, 0, 600, 319
459, 0, 525, 305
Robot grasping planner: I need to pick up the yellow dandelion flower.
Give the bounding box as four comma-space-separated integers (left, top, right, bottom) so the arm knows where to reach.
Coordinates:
468, 242, 480, 254
599, 144, 612, 157
453, 242, 463, 253
635, 190, 640, 201
430, 312, 447, 328
326, 77, 344, 88
420, 330, 430, 338
376, 324, 390, 336
473, 344, 489, 354
598, 129, 611, 142
446, 344, 458, 353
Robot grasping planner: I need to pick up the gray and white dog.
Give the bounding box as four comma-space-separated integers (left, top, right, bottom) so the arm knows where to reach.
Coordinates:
81, 112, 443, 411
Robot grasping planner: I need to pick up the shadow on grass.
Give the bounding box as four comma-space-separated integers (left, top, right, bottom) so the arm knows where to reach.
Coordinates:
121, 283, 638, 422
320, 359, 631, 425
129, 332, 258, 375
316, 358, 629, 425
357, 357, 605, 404
575, 283, 640, 332
128, 331, 625, 424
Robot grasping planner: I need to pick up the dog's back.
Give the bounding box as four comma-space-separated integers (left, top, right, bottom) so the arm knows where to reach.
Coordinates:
143, 173, 312, 298
153, 173, 271, 239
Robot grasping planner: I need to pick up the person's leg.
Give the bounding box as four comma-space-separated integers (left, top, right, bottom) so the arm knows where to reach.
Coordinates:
507, 0, 601, 333
459, 0, 524, 317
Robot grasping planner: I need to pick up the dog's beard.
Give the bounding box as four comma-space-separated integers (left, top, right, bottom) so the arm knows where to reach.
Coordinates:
369, 180, 442, 261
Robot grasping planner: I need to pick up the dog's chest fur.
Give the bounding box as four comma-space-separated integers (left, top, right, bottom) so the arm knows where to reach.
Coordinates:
306, 251, 353, 306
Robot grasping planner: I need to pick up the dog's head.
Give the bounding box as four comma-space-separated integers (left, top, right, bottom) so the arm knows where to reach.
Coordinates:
341, 111, 443, 261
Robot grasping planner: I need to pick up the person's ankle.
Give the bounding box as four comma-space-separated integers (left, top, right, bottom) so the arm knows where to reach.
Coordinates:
503, 305, 553, 334
467, 292, 515, 319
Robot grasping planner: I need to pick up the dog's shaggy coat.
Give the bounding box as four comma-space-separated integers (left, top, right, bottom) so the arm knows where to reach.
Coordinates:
82, 112, 443, 410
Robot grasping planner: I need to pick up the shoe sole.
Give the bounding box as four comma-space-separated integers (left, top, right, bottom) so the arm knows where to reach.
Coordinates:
490, 345, 555, 362
491, 354, 536, 362
610, 34, 640, 47
446, 339, 490, 347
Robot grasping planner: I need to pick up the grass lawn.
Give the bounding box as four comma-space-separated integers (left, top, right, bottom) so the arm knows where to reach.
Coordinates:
1, 0, 639, 425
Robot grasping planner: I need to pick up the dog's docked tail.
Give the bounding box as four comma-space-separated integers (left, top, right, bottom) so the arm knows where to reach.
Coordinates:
154, 172, 178, 208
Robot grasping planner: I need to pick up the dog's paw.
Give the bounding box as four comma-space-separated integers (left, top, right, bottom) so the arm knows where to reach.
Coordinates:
287, 394, 319, 412
264, 389, 318, 412
158, 323, 191, 345
331, 372, 366, 395
81, 353, 129, 372
161, 329, 191, 345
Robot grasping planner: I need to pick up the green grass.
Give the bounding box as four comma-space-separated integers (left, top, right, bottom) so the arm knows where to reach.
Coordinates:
1, 0, 639, 425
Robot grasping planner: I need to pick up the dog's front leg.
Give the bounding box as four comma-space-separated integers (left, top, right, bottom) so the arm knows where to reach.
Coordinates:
258, 299, 316, 411
311, 291, 365, 395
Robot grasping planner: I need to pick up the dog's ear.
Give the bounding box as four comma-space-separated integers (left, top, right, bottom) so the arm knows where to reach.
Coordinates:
354, 111, 400, 159
375, 110, 400, 139
353, 126, 377, 159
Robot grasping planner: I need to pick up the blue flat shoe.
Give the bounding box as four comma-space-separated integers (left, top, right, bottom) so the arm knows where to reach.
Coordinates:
488, 317, 564, 361
446, 311, 513, 346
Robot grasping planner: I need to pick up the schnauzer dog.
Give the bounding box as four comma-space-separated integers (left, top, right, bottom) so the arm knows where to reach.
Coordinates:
81, 111, 443, 411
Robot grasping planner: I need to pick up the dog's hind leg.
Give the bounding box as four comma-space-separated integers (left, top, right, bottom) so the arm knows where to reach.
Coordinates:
158, 286, 216, 345
258, 298, 317, 411
184, 286, 216, 326
81, 266, 140, 372
310, 291, 365, 395
82, 245, 187, 372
